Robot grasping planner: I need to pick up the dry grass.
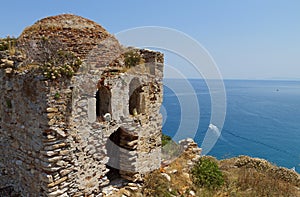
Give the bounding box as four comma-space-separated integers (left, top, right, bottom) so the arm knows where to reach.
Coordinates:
141, 153, 197, 196
236, 167, 297, 197
219, 158, 300, 197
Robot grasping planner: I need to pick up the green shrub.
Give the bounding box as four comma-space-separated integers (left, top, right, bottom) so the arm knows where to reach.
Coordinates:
191, 157, 224, 190
162, 134, 172, 147
54, 92, 61, 99
161, 134, 182, 160
124, 50, 144, 68
6, 99, 12, 109
0, 37, 17, 52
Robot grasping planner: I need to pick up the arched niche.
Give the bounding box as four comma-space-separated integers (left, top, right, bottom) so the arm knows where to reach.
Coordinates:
129, 78, 145, 115
96, 86, 111, 120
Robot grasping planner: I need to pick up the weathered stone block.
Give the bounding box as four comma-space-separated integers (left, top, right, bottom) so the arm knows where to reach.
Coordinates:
48, 176, 68, 188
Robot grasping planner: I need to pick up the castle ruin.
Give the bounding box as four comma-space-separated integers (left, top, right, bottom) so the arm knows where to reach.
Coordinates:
0, 14, 164, 196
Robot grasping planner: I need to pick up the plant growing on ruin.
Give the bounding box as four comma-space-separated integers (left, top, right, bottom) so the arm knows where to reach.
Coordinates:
42, 50, 82, 80
0, 37, 17, 53
0, 39, 7, 51
161, 134, 182, 161
6, 99, 12, 109
162, 134, 172, 147
124, 50, 144, 68
54, 92, 61, 100
21, 37, 82, 80
191, 157, 224, 190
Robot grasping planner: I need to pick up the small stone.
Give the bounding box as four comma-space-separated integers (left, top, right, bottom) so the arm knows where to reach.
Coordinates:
77, 100, 86, 107
46, 155, 62, 163
182, 172, 190, 179
48, 119, 56, 125
169, 169, 178, 174
55, 128, 67, 138
30, 169, 36, 174
47, 108, 59, 113
120, 188, 131, 196
47, 113, 56, 119
127, 140, 138, 147
44, 142, 67, 151
41, 150, 57, 157
5, 67, 13, 74
40, 173, 54, 183
2, 59, 14, 67
48, 187, 68, 197
60, 168, 73, 176
192, 155, 201, 162
15, 160, 22, 166
56, 160, 68, 167
45, 134, 56, 140
59, 150, 69, 156
128, 186, 138, 191
57, 193, 68, 197
189, 190, 196, 196
127, 183, 137, 187
161, 173, 171, 182
47, 176, 67, 188
77, 107, 82, 113
59, 181, 71, 189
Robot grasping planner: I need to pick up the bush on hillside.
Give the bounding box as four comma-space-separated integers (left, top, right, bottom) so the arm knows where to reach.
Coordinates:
162, 134, 172, 147
191, 157, 224, 190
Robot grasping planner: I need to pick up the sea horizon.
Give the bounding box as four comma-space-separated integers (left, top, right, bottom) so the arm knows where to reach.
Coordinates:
162, 79, 300, 173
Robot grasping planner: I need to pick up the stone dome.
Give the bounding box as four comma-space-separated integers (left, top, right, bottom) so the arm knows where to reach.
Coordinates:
17, 14, 119, 59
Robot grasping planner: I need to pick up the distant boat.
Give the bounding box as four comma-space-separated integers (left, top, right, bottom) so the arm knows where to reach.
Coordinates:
276, 89, 279, 92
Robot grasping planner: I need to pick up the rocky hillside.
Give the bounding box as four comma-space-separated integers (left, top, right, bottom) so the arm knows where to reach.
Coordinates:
105, 138, 300, 197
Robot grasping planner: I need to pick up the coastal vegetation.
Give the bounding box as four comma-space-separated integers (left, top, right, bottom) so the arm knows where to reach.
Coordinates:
124, 49, 144, 68
138, 155, 299, 197
113, 134, 300, 197
191, 157, 224, 190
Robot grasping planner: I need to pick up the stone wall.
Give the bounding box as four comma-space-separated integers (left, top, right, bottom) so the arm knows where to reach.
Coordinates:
0, 70, 50, 195
64, 49, 164, 196
0, 47, 164, 196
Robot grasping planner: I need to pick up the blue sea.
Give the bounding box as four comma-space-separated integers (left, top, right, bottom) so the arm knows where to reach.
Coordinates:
161, 79, 300, 173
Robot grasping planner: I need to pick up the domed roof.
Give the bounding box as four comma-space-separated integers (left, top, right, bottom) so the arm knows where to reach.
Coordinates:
18, 14, 119, 59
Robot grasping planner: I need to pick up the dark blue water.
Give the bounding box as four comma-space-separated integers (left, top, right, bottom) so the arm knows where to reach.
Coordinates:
162, 79, 300, 173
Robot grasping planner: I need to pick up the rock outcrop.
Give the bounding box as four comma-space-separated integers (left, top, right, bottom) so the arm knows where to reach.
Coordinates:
235, 155, 300, 187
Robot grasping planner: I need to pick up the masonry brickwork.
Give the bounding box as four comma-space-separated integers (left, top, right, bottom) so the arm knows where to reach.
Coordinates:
0, 14, 164, 196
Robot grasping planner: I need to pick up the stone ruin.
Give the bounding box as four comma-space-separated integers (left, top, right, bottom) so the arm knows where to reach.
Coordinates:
0, 14, 164, 196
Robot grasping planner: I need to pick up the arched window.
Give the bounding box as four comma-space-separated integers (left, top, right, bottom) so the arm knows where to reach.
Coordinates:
96, 86, 111, 120
129, 78, 145, 115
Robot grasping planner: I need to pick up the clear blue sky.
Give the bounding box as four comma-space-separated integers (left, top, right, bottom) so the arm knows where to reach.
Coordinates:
1, 0, 300, 80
